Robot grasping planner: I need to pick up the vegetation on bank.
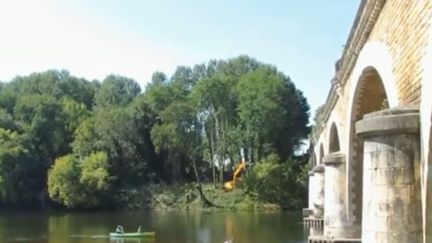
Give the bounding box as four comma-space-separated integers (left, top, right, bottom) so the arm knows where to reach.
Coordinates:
0, 56, 310, 210
123, 154, 309, 211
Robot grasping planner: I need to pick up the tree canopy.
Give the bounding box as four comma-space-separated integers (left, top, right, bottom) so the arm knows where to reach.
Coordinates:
0, 56, 310, 209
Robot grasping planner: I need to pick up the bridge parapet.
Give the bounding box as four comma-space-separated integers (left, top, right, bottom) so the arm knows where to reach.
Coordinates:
311, 0, 386, 143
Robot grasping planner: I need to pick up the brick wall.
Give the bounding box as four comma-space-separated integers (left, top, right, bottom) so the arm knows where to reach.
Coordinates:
368, 0, 432, 105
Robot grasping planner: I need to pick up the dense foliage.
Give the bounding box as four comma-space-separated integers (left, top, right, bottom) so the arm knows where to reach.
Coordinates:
243, 153, 309, 209
0, 56, 310, 209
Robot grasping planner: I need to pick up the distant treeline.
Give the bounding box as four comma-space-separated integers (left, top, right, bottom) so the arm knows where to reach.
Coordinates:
0, 56, 310, 210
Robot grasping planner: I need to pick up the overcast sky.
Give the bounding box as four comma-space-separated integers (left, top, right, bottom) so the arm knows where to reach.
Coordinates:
0, 0, 359, 116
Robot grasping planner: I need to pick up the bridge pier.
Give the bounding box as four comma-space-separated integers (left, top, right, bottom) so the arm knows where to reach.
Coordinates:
323, 153, 357, 238
356, 107, 422, 243
305, 165, 325, 233
306, 170, 316, 217
312, 165, 325, 218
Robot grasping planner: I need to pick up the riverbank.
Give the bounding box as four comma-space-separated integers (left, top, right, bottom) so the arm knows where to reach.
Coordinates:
121, 183, 282, 212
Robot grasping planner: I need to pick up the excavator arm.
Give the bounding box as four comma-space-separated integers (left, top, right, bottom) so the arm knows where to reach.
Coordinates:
224, 161, 246, 191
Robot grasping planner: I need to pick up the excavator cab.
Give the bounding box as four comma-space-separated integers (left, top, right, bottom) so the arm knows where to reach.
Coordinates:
224, 160, 246, 191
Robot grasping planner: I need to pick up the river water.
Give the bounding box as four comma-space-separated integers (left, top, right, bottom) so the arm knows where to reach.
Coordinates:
0, 211, 307, 243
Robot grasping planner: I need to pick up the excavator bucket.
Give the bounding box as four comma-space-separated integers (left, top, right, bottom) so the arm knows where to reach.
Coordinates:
223, 160, 246, 192
224, 181, 234, 191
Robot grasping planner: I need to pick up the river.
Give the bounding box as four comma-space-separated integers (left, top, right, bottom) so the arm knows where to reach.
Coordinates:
0, 211, 307, 243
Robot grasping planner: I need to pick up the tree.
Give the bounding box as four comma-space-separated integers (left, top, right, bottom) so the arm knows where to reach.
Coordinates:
5, 70, 97, 108
95, 74, 141, 107
72, 109, 148, 187
79, 151, 111, 206
47, 155, 82, 208
150, 71, 167, 86
0, 55, 311, 210
14, 94, 69, 164
128, 95, 160, 181
61, 98, 90, 140
151, 99, 213, 205
72, 118, 102, 157
192, 75, 237, 186
48, 151, 111, 209
0, 108, 17, 131
243, 154, 308, 209
0, 128, 43, 207
237, 67, 310, 162
171, 66, 195, 90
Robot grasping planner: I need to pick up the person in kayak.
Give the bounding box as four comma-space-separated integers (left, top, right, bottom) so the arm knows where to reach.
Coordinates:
115, 225, 124, 234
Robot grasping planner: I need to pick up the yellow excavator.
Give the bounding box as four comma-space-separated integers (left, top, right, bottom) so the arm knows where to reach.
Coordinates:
224, 160, 246, 191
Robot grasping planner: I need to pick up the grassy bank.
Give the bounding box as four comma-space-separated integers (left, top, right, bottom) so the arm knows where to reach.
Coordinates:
121, 183, 282, 212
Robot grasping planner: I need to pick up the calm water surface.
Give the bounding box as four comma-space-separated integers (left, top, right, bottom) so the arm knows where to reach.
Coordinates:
0, 211, 307, 243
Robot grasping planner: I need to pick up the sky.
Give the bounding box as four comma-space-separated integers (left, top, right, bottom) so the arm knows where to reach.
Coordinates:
0, 0, 360, 117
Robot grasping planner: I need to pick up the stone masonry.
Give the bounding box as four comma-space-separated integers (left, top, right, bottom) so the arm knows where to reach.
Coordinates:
306, 0, 432, 242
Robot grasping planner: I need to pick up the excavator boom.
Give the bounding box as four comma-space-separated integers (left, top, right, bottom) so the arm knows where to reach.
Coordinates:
224, 160, 246, 191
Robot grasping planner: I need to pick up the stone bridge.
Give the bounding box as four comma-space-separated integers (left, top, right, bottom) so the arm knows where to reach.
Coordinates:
305, 0, 432, 242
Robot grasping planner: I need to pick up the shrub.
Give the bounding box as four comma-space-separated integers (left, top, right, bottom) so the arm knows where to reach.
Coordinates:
243, 153, 307, 209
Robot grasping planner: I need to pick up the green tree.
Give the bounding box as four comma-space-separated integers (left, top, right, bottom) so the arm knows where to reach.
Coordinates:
61, 98, 90, 139
0, 128, 43, 207
47, 155, 82, 208
73, 107, 152, 187
150, 71, 167, 86
5, 70, 97, 107
14, 94, 69, 164
79, 151, 111, 207
151, 99, 213, 205
95, 74, 141, 107
0, 108, 17, 131
237, 67, 309, 162
192, 75, 237, 186
48, 152, 111, 209
243, 154, 308, 209
0, 55, 311, 209
72, 118, 102, 157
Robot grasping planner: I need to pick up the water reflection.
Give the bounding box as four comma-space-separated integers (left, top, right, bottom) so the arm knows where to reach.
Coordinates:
0, 211, 307, 243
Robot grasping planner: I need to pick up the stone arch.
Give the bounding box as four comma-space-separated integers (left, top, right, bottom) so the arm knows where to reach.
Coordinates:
346, 66, 390, 236
346, 41, 399, 109
345, 41, 398, 233
329, 122, 341, 153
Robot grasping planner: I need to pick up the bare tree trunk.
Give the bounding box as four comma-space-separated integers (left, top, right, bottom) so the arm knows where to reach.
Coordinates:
220, 121, 226, 187
205, 124, 216, 187
191, 157, 213, 207
221, 122, 226, 188
209, 127, 216, 188
213, 108, 220, 185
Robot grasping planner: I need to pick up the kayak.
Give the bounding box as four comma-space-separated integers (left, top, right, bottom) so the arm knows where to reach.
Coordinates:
109, 232, 156, 238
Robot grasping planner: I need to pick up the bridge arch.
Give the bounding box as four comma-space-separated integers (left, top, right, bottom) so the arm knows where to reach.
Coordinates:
328, 122, 340, 153
348, 66, 389, 226
346, 41, 399, 110
344, 41, 398, 235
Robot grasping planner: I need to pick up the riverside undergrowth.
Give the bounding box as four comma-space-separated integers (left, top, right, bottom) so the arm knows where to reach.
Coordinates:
121, 183, 282, 212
